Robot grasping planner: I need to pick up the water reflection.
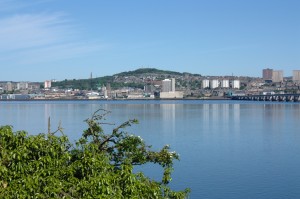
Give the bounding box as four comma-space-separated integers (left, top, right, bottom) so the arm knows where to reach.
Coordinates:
1, 101, 300, 199
262, 104, 285, 135
232, 104, 240, 132
161, 104, 176, 136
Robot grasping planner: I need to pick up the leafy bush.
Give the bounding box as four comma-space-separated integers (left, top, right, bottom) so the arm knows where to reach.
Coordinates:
0, 110, 189, 198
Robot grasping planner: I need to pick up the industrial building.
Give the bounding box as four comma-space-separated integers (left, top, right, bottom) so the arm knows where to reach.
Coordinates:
162, 79, 172, 92
160, 78, 183, 99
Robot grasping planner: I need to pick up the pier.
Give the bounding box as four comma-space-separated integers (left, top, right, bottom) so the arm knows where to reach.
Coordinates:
231, 94, 300, 102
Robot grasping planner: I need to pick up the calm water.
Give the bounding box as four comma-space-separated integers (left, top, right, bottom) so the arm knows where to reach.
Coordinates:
1, 100, 300, 199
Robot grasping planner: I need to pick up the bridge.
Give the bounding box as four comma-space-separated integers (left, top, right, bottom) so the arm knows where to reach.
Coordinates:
230, 94, 300, 102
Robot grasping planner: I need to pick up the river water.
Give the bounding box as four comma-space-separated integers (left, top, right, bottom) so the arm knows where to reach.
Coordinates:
1, 100, 300, 199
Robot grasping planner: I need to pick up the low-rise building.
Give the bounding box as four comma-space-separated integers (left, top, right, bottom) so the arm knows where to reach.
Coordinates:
17, 82, 28, 90
160, 91, 183, 99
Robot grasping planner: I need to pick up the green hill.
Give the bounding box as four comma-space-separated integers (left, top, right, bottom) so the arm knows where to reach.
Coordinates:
51, 68, 201, 90
115, 68, 183, 76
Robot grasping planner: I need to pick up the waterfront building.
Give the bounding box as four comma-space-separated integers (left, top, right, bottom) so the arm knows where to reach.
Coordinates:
272, 70, 283, 83
233, 80, 240, 89
210, 80, 219, 89
263, 68, 273, 81
160, 78, 183, 98
101, 85, 108, 98
293, 70, 300, 82
171, 78, 175, 92
202, 80, 210, 88
221, 79, 229, 88
162, 79, 172, 92
162, 78, 176, 92
160, 91, 183, 98
127, 93, 145, 99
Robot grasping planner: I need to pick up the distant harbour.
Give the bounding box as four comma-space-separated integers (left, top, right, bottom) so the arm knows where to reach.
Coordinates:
0, 96, 231, 101
2, 94, 300, 102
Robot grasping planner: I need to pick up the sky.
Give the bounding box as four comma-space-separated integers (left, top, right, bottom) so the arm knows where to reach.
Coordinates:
0, 0, 299, 81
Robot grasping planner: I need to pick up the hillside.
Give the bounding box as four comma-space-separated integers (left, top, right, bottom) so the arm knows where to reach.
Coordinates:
51, 68, 201, 90
115, 68, 184, 76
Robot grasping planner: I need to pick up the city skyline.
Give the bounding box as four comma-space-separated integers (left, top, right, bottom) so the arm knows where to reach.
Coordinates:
1, 67, 300, 83
0, 0, 299, 81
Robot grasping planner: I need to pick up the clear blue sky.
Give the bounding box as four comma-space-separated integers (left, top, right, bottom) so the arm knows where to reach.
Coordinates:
0, 0, 299, 81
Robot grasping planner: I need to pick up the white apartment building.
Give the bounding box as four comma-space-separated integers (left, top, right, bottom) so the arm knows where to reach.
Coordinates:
210, 80, 219, 89
202, 80, 210, 88
232, 80, 240, 89
221, 79, 229, 88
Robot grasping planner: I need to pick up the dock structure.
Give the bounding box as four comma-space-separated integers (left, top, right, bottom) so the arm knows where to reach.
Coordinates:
231, 94, 300, 102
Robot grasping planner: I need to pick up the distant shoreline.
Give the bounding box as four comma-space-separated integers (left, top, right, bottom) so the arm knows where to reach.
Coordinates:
0, 97, 231, 102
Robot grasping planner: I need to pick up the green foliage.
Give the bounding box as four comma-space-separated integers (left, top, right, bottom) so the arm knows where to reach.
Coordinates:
190, 80, 201, 90
51, 76, 145, 90
239, 86, 246, 90
50, 68, 202, 90
115, 68, 184, 77
52, 76, 114, 90
0, 110, 190, 198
